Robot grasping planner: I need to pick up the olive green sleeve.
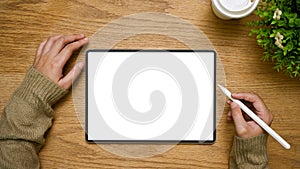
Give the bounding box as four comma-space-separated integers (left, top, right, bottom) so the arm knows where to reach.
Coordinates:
230, 134, 269, 169
0, 67, 67, 169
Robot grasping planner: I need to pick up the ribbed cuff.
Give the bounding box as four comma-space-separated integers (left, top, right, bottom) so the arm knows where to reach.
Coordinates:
15, 66, 68, 105
231, 134, 269, 165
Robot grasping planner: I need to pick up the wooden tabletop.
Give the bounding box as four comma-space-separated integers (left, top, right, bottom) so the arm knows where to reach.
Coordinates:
0, 0, 299, 168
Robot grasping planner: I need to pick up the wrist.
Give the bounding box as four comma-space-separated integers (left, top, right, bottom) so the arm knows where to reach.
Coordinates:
15, 66, 68, 105
230, 134, 269, 165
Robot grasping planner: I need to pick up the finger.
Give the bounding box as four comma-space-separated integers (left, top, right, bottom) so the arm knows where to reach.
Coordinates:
228, 110, 232, 117
42, 35, 63, 55
48, 34, 85, 56
58, 62, 84, 90
36, 40, 47, 57
34, 40, 47, 65
231, 92, 261, 103
232, 92, 269, 118
227, 110, 232, 121
57, 37, 88, 67
226, 100, 232, 105
230, 102, 247, 129
227, 116, 233, 121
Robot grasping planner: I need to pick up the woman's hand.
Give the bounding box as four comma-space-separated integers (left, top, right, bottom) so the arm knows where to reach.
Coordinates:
33, 34, 88, 90
227, 92, 274, 138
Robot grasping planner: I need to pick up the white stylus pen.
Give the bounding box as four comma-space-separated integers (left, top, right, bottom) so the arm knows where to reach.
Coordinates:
218, 84, 291, 150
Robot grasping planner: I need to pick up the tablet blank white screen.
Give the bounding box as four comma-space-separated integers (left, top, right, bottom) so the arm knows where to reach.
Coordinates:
87, 50, 215, 142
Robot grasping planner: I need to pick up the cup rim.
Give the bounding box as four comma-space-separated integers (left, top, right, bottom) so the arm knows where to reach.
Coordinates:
212, 0, 260, 19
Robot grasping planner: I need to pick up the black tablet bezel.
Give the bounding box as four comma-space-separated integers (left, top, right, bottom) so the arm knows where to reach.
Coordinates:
85, 49, 216, 144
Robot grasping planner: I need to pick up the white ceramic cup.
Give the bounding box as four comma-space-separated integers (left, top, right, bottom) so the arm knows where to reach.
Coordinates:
211, 0, 260, 20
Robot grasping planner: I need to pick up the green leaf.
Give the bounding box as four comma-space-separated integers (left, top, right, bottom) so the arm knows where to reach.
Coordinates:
284, 49, 288, 56
292, 70, 299, 77
270, 33, 276, 37
295, 19, 300, 26
257, 39, 263, 43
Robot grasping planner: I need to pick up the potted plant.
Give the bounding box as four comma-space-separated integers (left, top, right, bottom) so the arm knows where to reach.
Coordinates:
248, 0, 300, 78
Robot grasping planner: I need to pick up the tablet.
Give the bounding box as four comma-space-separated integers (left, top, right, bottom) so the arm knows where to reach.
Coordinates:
86, 50, 216, 143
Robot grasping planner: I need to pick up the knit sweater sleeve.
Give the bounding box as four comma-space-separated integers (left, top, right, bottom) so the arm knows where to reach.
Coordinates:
0, 67, 68, 169
229, 134, 269, 169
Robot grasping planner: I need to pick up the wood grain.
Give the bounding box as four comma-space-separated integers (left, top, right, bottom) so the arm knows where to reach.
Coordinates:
0, 0, 299, 168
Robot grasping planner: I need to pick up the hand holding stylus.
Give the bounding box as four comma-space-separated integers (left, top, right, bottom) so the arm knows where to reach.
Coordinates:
226, 92, 273, 138
218, 84, 290, 149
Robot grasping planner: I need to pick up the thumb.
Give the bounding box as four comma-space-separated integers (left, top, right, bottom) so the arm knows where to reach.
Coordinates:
58, 62, 84, 90
230, 102, 247, 131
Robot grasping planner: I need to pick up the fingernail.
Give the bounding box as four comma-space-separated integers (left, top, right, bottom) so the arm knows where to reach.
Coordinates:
83, 37, 88, 41
77, 62, 84, 69
79, 34, 84, 37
